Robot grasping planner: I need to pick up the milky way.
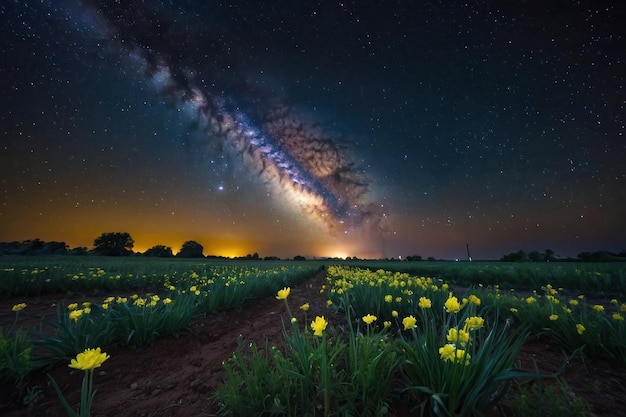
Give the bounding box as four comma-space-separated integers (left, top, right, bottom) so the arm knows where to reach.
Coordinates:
3, 0, 625, 259
83, 1, 383, 235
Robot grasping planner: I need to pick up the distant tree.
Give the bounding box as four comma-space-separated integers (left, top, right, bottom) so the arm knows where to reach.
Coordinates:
177, 240, 204, 258
23, 238, 45, 253
544, 249, 556, 262
528, 251, 542, 262
68, 246, 88, 256
38, 241, 69, 255
406, 255, 423, 261
244, 252, 260, 260
144, 245, 174, 257
264, 256, 280, 261
93, 232, 134, 256
427, 257, 436, 261
293, 255, 306, 261
577, 251, 618, 262
500, 250, 527, 262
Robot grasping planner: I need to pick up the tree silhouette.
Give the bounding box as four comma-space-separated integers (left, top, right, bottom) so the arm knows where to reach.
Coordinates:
93, 232, 134, 256
144, 245, 174, 257
177, 240, 204, 258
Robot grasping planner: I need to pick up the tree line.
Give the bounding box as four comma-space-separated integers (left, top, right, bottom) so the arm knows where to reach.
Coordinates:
1, 233, 624, 261
0, 233, 292, 260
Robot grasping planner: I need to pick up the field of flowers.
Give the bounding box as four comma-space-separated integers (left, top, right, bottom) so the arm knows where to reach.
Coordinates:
215, 265, 625, 416
0, 258, 321, 410
1, 258, 625, 416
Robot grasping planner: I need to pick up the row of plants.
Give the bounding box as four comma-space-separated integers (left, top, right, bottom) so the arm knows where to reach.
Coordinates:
0, 257, 321, 297
344, 260, 626, 294
0, 264, 320, 404
214, 265, 625, 416
327, 266, 626, 364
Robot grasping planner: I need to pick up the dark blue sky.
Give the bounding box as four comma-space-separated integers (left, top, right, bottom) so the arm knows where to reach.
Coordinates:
1, 0, 625, 259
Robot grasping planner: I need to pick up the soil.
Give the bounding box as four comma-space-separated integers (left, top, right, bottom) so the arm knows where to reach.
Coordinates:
1, 271, 625, 417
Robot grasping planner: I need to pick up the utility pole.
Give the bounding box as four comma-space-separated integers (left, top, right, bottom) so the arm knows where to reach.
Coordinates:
466, 243, 472, 262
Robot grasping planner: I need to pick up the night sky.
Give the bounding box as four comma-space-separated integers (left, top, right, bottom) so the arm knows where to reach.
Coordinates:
1, 1, 625, 260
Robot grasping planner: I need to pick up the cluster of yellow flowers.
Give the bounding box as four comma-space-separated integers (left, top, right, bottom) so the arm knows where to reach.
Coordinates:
326, 265, 448, 299
67, 301, 93, 322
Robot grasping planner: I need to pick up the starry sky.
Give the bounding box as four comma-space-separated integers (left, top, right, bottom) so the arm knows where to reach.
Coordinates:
1, 0, 625, 260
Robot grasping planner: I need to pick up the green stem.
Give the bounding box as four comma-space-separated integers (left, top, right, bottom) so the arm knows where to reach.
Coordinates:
321, 332, 329, 417
283, 299, 293, 320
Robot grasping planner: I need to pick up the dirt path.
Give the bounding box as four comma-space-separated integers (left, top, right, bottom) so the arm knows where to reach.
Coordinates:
1, 270, 625, 416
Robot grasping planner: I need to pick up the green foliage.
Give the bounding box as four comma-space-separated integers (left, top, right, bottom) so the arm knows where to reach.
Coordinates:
32, 304, 115, 367
340, 317, 398, 416
397, 317, 530, 416
109, 294, 195, 348
505, 378, 589, 417
215, 339, 297, 417
215, 295, 399, 417
0, 327, 34, 400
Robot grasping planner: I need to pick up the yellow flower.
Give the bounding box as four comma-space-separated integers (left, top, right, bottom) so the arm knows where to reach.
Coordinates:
468, 295, 481, 306
311, 316, 328, 336
447, 328, 470, 345
69, 347, 110, 371
276, 287, 290, 300
576, 324, 586, 335
526, 296, 537, 304
11, 303, 27, 312
326, 300, 333, 306
68, 303, 79, 311
384, 294, 393, 303
291, 317, 297, 323
453, 348, 471, 365
189, 286, 197, 292
439, 344, 471, 365
103, 296, 115, 303
116, 296, 127, 304
362, 314, 377, 325
464, 316, 485, 331
418, 297, 432, 309
569, 299, 579, 306
391, 310, 398, 318
82, 301, 91, 308
133, 298, 146, 307
402, 315, 417, 330
69, 309, 83, 322
612, 313, 624, 322
299, 303, 310, 311
163, 298, 172, 305
592, 305, 604, 313
444, 296, 461, 313
194, 290, 201, 296
510, 307, 518, 313
439, 343, 455, 361
83, 307, 91, 314
549, 314, 559, 321
610, 299, 618, 305
383, 321, 391, 328
621, 304, 626, 313
101, 303, 109, 310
